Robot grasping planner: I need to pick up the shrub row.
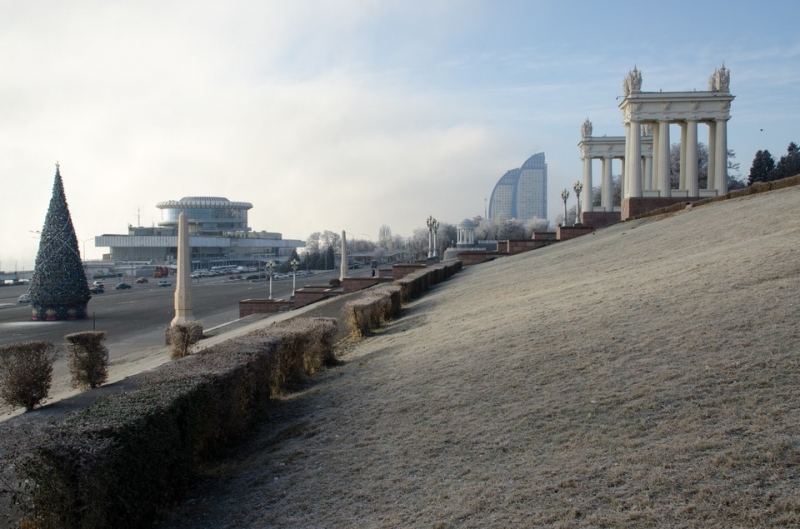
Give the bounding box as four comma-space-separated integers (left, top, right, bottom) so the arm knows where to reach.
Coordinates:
394, 261, 462, 303
343, 285, 402, 338
631, 173, 800, 220
3, 317, 337, 529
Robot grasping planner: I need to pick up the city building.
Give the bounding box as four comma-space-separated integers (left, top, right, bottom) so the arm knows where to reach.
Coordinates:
488, 152, 548, 222
94, 196, 304, 271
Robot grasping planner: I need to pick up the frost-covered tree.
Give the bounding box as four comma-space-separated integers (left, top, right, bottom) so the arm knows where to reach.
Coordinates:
29, 165, 92, 320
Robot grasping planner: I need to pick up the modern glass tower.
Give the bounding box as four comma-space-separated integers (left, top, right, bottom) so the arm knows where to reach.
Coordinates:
488, 152, 547, 221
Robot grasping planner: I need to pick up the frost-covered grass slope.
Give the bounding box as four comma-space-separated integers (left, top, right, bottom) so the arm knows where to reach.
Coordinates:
162, 186, 800, 528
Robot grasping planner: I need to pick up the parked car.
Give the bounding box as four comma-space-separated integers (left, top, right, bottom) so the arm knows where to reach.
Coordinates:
89, 285, 105, 294
18, 293, 30, 303
157, 280, 171, 287
92, 280, 105, 287
135, 277, 149, 284
245, 274, 261, 280
115, 283, 132, 290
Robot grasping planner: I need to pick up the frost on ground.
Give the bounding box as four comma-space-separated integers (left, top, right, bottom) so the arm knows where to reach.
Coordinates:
40, 188, 800, 527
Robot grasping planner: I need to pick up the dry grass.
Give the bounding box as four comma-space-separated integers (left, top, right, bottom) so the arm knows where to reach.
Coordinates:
155, 186, 799, 527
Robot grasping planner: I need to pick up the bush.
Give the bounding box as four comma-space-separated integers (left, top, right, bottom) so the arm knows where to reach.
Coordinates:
6, 318, 338, 528
168, 322, 204, 359
0, 341, 58, 411
343, 286, 402, 338
64, 332, 109, 390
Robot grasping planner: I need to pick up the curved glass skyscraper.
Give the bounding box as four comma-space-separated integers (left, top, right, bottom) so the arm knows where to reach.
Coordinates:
488, 152, 547, 222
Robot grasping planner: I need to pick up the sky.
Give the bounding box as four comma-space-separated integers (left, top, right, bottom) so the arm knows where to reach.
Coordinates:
2, 0, 799, 270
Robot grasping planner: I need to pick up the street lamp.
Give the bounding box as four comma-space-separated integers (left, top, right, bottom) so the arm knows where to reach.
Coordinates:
561, 189, 570, 227
573, 181, 584, 226
290, 258, 299, 298
266, 260, 275, 300
432, 219, 440, 258
426, 215, 437, 258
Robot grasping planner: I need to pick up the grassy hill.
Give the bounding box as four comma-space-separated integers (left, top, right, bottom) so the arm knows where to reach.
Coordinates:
163, 185, 800, 527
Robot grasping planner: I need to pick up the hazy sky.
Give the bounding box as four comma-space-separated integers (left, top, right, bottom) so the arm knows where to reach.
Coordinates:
2, 1, 799, 270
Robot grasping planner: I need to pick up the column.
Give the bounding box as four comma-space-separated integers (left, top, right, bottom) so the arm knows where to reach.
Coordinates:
619, 158, 625, 204
629, 121, 642, 197
658, 120, 671, 197
685, 120, 698, 197
679, 122, 687, 190
644, 155, 653, 191
623, 122, 631, 199
714, 119, 728, 195
582, 156, 593, 214
652, 124, 661, 195
602, 157, 612, 210
707, 121, 717, 190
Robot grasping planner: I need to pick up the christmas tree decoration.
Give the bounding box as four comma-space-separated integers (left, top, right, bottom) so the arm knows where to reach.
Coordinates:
29, 164, 92, 321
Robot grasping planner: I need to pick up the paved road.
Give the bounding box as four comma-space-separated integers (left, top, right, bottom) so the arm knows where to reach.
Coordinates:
0, 269, 369, 356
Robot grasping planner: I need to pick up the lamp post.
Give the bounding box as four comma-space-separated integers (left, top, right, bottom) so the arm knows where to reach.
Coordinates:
266, 260, 275, 300
561, 189, 570, 227
573, 181, 583, 226
426, 216, 437, 258
432, 220, 440, 258
290, 258, 299, 298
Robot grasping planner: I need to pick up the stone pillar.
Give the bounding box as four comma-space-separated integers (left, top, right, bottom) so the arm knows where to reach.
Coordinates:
171, 212, 195, 326
652, 124, 660, 194
658, 120, 671, 197
679, 122, 687, 190
340, 230, 347, 282
601, 157, 612, 210
619, 157, 626, 203
707, 121, 717, 190
582, 157, 593, 214
628, 121, 642, 198
644, 155, 653, 191
685, 120, 699, 197
714, 119, 728, 195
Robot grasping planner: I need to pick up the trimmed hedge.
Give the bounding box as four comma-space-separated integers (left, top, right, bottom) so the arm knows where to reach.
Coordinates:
343, 286, 402, 338
3, 318, 337, 529
630, 173, 800, 221
394, 261, 462, 303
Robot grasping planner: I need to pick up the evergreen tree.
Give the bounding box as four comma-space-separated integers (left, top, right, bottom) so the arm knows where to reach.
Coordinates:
29, 164, 92, 320
747, 150, 775, 186
773, 142, 800, 180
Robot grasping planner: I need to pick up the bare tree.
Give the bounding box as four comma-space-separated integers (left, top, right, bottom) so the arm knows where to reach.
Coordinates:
377, 225, 393, 250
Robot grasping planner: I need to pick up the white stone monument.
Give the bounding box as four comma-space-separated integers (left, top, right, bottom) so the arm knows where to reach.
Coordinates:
339, 230, 347, 282
171, 212, 195, 325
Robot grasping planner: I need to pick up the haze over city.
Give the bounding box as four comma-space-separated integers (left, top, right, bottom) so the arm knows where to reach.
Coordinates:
2, 0, 798, 270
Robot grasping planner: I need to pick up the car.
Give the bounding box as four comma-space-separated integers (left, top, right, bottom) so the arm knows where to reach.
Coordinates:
89, 285, 105, 294
158, 280, 172, 287
92, 280, 105, 287
135, 277, 149, 284
18, 293, 30, 303
115, 283, 132, 290
245, 274, 261, 280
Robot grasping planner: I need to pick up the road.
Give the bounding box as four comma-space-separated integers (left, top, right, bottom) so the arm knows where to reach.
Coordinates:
0, 269, 371, 356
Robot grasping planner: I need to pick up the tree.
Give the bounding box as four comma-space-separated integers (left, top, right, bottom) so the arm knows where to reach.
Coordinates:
407, 228, 429, 261
592, 176, 621, 207
773, 142, 800, 180
377, 225, 393, 250
29, 165, 92, 321
436, 223, 457, 257
748, 149, 776, 186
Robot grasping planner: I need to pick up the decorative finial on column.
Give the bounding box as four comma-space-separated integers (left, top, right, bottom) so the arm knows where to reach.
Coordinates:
581, 118, 593, 138
622, 66, 642, 96
709, 63, 730, 92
